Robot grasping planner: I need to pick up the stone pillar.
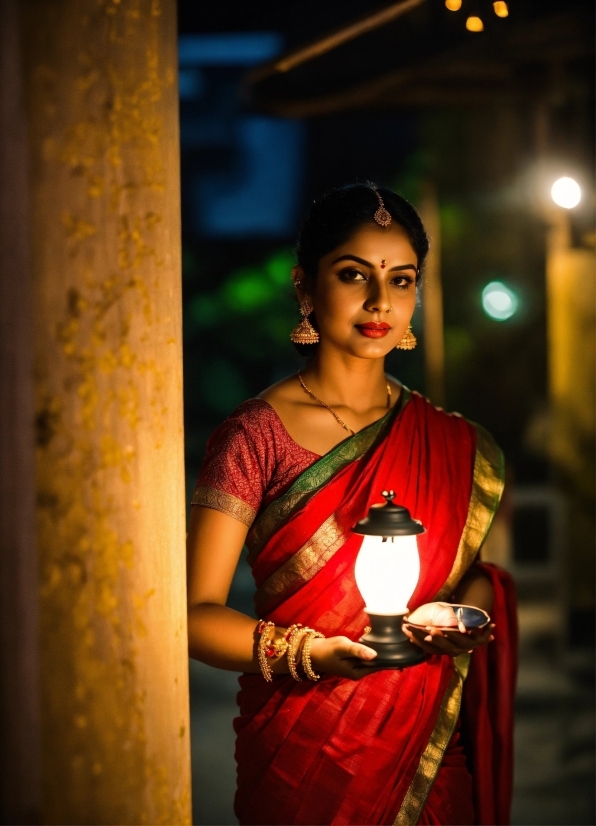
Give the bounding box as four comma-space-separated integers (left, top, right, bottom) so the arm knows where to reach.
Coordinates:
0, 1, 41, 822
23, 1, 191, 822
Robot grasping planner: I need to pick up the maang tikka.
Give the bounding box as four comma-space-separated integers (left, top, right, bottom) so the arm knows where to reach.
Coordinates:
373, 189, 392, 228
290, 300, 320, 345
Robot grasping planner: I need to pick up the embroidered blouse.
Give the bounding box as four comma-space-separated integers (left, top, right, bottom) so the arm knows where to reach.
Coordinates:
191, 399, 320, 528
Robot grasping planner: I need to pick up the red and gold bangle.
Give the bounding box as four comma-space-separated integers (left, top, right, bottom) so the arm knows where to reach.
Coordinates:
256, 620, 275, 682
301, 630, 325, 681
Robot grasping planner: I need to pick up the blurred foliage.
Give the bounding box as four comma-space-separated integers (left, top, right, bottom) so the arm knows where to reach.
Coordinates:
183, 245, 302, 489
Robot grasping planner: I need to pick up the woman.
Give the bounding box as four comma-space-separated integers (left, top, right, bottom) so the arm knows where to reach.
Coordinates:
187, 184, 517, 826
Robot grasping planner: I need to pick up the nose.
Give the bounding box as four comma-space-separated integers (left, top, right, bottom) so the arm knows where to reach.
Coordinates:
363, 279, 392, 314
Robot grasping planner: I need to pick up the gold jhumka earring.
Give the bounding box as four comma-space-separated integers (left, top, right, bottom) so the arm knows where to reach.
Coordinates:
396, 324, 417, 350
290, 301, 319, 345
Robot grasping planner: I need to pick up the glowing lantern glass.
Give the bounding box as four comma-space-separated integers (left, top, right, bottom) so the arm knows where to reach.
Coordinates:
352, 491, 428, 669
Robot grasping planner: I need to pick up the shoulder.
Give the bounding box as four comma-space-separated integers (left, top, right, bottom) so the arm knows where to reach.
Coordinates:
206, 398, 284, 452
257, 374, 302, 407
226, 398, 281, 427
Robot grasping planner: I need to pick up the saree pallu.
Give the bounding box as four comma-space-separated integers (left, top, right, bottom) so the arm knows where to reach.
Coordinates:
233, 390, 517, 826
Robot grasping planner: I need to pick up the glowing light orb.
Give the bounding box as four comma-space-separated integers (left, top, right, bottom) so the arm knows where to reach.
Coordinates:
551, 177, 581, 209
493, 1, 509, 17
445, 0, 462, 10
482, 281, 518, 321
466, 15, 484, 31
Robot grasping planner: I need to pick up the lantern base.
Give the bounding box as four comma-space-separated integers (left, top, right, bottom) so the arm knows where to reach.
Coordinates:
356, 612, 428, 669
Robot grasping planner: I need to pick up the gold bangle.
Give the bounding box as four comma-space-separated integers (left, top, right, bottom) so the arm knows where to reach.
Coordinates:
268, 636, 289, 658
301, 630, 325, 681
256, 620, 275, 682
287, 626, 308, 681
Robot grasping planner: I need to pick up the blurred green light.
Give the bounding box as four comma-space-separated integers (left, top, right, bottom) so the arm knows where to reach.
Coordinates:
482, 281, 518, 321
266, 249, 295, 286
223, 269, 275, 311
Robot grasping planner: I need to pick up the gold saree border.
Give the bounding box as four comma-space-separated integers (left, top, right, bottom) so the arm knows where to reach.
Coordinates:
191, 485, 256, 528
254, 513, 347, 615
247, 388, 411, 566
435, 423, 505, 601
393, 653, 471, 826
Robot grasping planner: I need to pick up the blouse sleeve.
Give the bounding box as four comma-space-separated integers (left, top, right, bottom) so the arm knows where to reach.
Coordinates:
191, 408, 272, 528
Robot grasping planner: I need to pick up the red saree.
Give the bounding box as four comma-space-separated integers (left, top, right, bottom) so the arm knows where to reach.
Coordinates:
227, 390, 516, 826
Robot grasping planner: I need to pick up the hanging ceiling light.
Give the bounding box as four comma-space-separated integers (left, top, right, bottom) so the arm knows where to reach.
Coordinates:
493, 1, 509, 17
466, 15, 484, 31
447, 0, 510, 31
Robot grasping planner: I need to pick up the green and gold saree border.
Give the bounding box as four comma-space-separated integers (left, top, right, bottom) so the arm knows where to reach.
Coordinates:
394, 653, 471, 826
247, 387, 411, 566
434, 423, 505, 600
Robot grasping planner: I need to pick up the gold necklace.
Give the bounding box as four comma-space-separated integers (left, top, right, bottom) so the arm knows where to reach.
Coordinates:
298, 373, 391, 436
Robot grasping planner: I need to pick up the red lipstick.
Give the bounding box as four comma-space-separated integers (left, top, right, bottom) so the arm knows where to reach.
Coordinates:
355, 322, 392, 338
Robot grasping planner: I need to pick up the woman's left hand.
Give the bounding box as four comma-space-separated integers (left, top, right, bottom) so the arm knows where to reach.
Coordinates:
402, 602, 494, 657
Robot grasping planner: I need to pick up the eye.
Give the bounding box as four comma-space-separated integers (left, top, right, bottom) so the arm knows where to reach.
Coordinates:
339, 267, 367, 283
391, 275, 415, 290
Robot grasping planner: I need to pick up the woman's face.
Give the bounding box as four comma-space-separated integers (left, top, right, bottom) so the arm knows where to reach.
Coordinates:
298, 223, 418, 359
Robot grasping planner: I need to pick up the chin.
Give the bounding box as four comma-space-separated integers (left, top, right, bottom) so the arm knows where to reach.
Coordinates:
349, 339, 398, 359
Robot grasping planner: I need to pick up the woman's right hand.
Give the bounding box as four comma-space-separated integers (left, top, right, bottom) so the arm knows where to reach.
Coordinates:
309, 636, 378, 680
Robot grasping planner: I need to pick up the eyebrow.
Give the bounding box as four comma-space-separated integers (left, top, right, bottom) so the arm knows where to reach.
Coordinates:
331, 254, 417, 273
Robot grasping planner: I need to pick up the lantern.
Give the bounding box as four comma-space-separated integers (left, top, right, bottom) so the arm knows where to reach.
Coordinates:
352, 491, 427, 668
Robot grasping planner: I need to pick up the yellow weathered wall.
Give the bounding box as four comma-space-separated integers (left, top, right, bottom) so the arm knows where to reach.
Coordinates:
24, 1, 191, 822
546, 212, 596, 615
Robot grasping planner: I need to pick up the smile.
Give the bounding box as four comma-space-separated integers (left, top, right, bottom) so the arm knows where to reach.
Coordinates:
355, 322, 392, 338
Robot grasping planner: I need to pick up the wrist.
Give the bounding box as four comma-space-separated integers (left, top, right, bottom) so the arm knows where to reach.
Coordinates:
308, 637, 326, 668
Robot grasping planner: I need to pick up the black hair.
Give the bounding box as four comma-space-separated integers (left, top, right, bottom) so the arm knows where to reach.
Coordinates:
293, 182, 429, 355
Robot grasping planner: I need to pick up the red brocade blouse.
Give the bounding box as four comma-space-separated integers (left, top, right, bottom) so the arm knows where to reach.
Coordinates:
191, 399, 320, 525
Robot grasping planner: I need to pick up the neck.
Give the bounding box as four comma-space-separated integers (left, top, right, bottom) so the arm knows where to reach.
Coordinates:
300, 349, 390, 413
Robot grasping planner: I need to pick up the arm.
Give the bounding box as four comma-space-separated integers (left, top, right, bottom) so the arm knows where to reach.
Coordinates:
187, 505, 260, 670
187, 505, 377, 678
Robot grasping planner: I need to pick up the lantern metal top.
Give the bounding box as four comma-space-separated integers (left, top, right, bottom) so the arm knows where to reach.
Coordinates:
352, 491, 425, 537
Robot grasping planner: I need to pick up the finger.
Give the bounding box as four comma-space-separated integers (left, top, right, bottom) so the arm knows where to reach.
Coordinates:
403, 630, 430, 652
438, 630, 474, 648
423, 631, 467, 657
426, 627, 466, 646
403, 629, 444, 655
343, 642, 377, 661
474, 625, 493, 642
407, 626, 432, 643
413, 639, 446, 655
465, 629, 493, 651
